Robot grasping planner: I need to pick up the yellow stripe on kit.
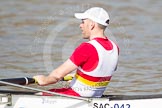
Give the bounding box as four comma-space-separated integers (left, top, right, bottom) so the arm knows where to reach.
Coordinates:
75, 74, 109, 87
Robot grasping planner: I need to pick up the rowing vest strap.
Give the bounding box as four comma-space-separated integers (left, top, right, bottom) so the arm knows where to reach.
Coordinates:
70, 39, 118, 97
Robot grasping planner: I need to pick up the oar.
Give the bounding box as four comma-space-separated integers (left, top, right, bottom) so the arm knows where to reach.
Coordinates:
0, 77, 35, 86
62, 75, 73, 81
0, 80, 91, 102
0, 76, 73, 86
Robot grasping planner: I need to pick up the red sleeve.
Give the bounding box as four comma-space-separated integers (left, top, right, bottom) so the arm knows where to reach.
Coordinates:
70, 42, 92, 66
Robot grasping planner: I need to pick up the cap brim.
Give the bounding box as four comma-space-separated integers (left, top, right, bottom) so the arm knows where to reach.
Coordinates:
74, 13, 88, 19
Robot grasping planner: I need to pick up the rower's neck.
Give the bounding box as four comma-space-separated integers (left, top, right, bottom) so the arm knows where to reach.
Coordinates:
90, 35, 106, 40
89, 28, 106, 40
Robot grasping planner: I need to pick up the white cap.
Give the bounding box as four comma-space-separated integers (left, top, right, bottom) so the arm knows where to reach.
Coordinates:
74, 7, 110, 26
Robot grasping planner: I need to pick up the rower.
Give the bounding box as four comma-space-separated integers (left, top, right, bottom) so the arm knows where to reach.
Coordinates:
33, 7, 119, 97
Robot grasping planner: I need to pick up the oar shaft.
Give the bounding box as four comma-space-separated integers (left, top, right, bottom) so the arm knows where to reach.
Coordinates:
0, 77, 35, 86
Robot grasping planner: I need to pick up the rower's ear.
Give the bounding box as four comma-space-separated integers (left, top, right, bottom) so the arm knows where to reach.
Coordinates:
90, 20, 95, 30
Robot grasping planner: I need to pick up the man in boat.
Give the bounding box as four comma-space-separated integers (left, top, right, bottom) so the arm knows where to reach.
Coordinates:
34, 7, 119, 97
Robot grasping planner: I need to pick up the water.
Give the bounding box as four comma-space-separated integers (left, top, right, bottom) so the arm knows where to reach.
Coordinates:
0, 0, 162, 95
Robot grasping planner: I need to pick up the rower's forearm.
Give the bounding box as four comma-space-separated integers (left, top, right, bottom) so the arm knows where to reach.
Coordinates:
33, 75, 58, 86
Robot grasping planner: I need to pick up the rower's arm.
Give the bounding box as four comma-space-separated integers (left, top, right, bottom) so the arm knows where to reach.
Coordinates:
33, 59, 78, 86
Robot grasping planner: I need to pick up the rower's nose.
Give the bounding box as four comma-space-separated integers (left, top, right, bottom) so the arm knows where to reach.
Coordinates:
80, 23, 83, 29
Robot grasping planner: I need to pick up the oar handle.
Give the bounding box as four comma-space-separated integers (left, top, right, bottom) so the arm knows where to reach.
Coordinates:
62, 76, 73, 81
0, 77, 35, 86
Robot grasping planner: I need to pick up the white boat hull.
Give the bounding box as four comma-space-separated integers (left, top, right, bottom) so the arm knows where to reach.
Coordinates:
0, 92, 162, 108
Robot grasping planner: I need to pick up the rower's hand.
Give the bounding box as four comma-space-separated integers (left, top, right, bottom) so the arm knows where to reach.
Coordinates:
33, 75, 59, 86
33, 75, 47, 86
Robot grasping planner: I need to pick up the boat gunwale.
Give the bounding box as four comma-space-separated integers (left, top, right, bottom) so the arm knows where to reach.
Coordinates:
0, 90, 162, 100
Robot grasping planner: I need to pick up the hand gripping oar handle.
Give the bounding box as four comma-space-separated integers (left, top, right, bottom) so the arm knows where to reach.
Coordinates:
0, 77, 36, 86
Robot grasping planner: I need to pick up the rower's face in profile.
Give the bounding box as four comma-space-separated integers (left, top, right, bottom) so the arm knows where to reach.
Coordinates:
79, 19, 91, 39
